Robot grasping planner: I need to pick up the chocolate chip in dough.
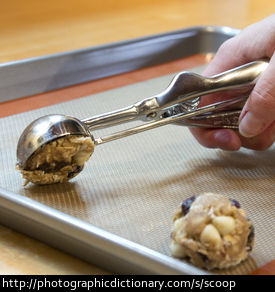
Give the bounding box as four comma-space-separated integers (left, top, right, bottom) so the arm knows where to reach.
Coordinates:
181, 195, 196, 215
230, 198, 241, 208
246, 225, 255, 251
197, 252, 211, 264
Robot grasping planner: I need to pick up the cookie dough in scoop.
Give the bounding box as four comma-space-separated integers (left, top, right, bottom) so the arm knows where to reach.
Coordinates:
16, 135, 95, 186
170, 193, 254, 270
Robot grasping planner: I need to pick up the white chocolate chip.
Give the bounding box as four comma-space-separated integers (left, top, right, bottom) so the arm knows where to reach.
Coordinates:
212, 216, 235, 236
238, 209, 247, 217
173, 217, 184, 231
73, 150, 92, 165
169, 240, 187, 258
200, 224, 222, 248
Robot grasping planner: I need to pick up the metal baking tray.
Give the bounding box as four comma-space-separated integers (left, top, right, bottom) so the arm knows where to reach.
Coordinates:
0, 26, 240, 275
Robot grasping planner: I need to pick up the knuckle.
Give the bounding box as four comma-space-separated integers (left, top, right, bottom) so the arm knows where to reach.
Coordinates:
251, 82, 275, 111
217, 39, 238, 57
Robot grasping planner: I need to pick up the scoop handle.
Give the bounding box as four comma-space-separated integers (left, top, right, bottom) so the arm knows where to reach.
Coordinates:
83, 59, 269, 131
155, 59, 269, 110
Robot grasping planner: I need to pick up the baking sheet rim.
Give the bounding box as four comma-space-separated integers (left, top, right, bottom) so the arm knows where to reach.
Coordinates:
0, 187, 209, 275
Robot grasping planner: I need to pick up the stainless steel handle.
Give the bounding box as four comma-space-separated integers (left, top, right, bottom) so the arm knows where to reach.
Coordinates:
93, 95, 248, 145
155, 59, 269, 109
83, 59, 269, 131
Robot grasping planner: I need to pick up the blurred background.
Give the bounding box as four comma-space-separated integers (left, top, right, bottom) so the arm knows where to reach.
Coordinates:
2, 0, 275, 63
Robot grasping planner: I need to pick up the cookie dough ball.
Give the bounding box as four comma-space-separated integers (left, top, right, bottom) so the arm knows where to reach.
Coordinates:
170, 193, 254, 270
16, 135, 95, 186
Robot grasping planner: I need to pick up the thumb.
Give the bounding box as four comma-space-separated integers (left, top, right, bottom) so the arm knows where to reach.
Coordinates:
239, 56, 275, 138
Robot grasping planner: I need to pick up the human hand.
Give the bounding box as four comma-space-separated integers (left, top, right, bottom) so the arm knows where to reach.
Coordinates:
189, 14, 275, 151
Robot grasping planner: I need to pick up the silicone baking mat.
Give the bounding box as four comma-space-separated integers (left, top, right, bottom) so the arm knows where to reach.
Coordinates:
1, 65, 275, 275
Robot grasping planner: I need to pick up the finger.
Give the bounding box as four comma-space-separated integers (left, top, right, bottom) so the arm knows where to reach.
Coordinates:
236, 120, 275, 150
189, 120, 275, 151
202, 14, 275, 77
239, 55, 275, 137
189, 128, 242, 151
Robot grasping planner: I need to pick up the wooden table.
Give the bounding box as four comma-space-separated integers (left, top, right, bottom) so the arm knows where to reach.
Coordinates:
1, 0, 275, 275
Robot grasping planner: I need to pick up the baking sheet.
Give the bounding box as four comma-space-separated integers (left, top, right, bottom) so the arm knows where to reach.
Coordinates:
0, 26, 240, 103
1, 66, 275, 275
2, 26, 274, 275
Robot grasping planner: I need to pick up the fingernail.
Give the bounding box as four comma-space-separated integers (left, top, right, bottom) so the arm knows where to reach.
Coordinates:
239, 111, 264, 137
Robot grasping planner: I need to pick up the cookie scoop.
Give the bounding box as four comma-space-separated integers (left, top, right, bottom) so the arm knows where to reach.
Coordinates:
16, 60, 268, 185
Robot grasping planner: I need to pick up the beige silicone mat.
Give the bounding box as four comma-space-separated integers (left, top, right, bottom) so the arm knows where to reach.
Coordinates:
1, 65, 275, 275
